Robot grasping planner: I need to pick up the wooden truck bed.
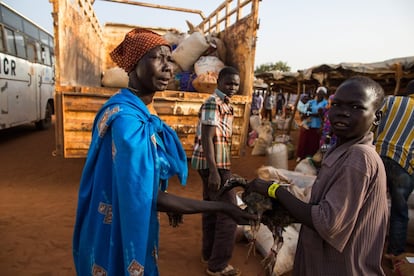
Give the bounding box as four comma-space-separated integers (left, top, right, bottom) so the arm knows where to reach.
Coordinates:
51, 0, 260, 158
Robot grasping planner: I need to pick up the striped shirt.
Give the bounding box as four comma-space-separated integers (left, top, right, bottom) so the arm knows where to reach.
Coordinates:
191, 89, 234, 170
294, 133, 388, 275
374, 95, 414, 175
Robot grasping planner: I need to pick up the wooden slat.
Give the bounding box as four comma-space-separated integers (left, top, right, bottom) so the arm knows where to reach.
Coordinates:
101, 0, 206, 20
59, 89, 250, 158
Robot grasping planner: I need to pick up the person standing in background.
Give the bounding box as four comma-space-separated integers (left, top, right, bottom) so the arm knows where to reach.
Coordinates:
250, 90, 264, 116
276, 89, 286, 116
295, 87, 328, 162
374, 80, 414, 259
191, 66, 242, 276
297, 93, 311, 129
263, 90, 276, 121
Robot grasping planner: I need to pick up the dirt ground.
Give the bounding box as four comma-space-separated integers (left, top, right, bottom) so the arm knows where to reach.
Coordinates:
0, 118, 401, 275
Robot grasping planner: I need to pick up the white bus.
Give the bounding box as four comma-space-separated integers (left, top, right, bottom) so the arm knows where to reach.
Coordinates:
0, 2, 54, 130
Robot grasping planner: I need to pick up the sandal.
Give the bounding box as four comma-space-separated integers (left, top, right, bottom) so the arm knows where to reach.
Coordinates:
206, 264, 241, 276
201, 256, 209, 265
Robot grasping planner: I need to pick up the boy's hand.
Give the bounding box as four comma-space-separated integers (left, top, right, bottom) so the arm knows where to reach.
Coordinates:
246, 178, 273, 197
208, 170, 221, 193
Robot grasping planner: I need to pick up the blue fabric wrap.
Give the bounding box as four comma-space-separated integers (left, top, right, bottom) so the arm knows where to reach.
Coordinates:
73, 89, 187, 275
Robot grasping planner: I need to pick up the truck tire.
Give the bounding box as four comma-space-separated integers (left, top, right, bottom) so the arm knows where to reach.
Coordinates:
35, 102, 53, 130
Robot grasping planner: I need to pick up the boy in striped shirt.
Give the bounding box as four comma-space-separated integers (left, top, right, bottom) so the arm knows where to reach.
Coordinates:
375, 80, 414, 258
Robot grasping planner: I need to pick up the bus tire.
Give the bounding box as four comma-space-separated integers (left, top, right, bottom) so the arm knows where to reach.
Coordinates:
35, 102, 53, 130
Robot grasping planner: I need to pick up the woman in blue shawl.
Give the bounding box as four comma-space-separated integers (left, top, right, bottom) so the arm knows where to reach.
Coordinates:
72, 28, 255, 276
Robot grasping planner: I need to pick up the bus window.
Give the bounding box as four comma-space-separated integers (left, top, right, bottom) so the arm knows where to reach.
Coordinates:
26, 41, 36, 63
39, 30, 49, 46
48, 36, 54, 48
0, 26, 4, 51
15, 32, 26, 59
35, 42, 42, 63
23, 19, 39, 41
5, 27, 16, 55
2, 4, 23, 31
41, 45, 51, 66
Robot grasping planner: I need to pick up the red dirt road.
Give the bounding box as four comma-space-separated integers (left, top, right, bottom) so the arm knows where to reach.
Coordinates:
0, 121, 266, 276
0, 120, 398, 275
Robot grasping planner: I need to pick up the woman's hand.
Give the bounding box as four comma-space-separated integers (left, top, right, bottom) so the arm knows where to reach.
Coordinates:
223, 203, 258, 225
157, 191, 257, 225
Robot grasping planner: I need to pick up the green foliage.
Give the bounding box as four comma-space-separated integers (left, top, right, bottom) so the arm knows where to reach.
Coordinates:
254, 61, 291, 74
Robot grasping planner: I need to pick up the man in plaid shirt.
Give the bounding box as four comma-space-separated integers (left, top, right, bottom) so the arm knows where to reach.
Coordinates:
191, 66, 242, 276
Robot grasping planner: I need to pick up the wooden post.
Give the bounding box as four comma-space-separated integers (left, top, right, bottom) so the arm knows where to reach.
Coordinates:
286, 80, 302, 135
394, 62, 403, 95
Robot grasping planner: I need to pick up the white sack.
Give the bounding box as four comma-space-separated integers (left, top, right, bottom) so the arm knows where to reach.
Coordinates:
251, 123, 273, 156
172, 31, 209, 71
249, 115, 261, 132
267, 143, 288, 170
256, 166, 315, 202
194, 56, 225, 76
244, 224, 299, 276
294, 157, 317, 176
101, 67, 128, 88
162, 30, 187, 46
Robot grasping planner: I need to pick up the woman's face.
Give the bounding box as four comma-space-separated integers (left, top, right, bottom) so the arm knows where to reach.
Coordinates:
134, 45, 174, 93
316, 91, 325, 101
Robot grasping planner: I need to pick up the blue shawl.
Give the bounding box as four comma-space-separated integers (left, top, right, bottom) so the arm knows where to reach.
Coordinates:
73, 89, 188, 275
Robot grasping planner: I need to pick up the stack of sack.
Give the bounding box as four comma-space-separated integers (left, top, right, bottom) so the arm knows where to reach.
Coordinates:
167, 23, 227, 93
274, 116, 290, 131
101, 24, 228, 93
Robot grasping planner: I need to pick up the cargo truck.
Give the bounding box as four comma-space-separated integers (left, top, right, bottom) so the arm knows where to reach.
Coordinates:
50, 0, 261, 158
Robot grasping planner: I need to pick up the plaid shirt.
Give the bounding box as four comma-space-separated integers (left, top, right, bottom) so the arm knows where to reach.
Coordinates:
191, 89, 234, 170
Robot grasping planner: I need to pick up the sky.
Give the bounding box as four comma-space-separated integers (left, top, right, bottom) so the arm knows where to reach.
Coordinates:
3, 0, 414, 71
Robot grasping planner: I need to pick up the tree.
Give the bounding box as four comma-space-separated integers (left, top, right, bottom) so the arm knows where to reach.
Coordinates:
254, 61, 291, 74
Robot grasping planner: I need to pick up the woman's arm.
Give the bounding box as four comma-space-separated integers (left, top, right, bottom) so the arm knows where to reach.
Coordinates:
157, 191, 256, 225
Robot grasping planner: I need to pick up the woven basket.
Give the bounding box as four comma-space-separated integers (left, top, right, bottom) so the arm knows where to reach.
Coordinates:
192, 72, 218, 93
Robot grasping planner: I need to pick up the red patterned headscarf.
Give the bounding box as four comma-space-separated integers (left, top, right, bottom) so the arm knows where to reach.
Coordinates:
110, 28, 170, 73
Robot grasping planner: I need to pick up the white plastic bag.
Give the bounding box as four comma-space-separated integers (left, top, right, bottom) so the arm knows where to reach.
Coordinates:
194, 56, 225, 76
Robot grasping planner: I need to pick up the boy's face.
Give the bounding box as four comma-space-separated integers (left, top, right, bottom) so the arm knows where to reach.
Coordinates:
217, 74, 240, 98
329, 81, 378, 143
